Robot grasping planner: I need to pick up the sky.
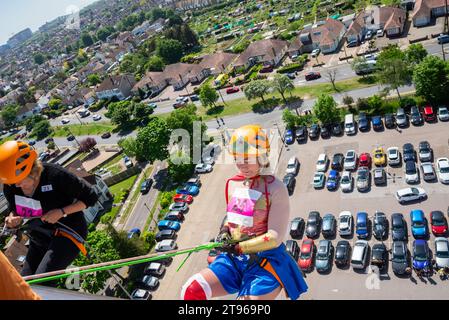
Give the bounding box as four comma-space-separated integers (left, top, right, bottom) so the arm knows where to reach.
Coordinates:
0, 0, 99, 45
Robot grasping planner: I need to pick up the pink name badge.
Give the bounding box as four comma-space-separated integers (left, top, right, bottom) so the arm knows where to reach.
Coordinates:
14, 195, 43, 218
226, 188, 262, 227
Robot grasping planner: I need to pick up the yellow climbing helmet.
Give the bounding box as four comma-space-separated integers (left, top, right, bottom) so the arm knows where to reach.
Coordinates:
228, 125, 270, 158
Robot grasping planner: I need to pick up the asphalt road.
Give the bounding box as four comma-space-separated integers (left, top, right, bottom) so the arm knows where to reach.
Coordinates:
151, 118, 449, 300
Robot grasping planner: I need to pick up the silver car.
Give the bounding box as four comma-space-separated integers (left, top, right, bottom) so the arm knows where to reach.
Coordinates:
340, 171, 353, 192
438, 106, 449, 121
356, 167, 370, 191
387, 147, 400, 166
420, 162, 436, 181
344, 150, 357, 170
339, 211, 353, 236
435, 237, 449, 269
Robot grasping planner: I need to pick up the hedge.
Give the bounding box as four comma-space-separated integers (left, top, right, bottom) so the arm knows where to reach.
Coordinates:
277, 63, 302, 73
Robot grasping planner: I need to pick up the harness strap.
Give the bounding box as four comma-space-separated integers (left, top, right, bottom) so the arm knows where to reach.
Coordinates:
55, 229, 88, 257
259, 258, 287, 293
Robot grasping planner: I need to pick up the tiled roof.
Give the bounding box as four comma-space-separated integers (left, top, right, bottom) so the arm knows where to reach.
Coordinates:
233, 39, 288, 66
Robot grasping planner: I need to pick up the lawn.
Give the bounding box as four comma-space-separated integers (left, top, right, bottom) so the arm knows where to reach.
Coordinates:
52, 122, 114, 137
101, 154, 124, 175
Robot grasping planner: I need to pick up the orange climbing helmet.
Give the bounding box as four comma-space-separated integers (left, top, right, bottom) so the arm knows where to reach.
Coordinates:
0, 141, 37, 185
228, 125, 270, 158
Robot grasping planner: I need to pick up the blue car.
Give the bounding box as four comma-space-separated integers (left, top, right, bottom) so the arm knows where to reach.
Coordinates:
356, 212, 369, 238
372, 116, 383, 131
326, 170, 339, 190
176, 184, 200, 196
285, 129, 294, 144
413, 239, 431, 270
410, 209, 428, 238
158, 220, 181, 232
127, 228, 141, 239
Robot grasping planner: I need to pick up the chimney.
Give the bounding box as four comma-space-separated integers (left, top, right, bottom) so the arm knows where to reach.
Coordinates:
271, 47, 276, 58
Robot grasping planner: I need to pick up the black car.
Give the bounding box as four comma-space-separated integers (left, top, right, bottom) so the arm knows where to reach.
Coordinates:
322, 214, 336, 238
295, 126, 307, 142
283, 174, 296, 196
309, 124, 320, 139
306, 211, 321, 239
320, 125, 331, 139
44, 137, 54, 144
373, 211, 388, 240
101, 132, 112, 139
391, 213, 408, 241
410, 106, 423, 125
335, 240, 351, 267
155, 229, 177, 242
358, 112, 370, 131
290, 217, 305, 240
140, 179, 154, 194
331, 153, 344, 171
371, 243, 388, 270
384, 113, 395, 129
392, 241, 410, 275
331, 122, 343, 136
67, 135, 75, 141
402, 143, 416, 162
286, 240, 300, 261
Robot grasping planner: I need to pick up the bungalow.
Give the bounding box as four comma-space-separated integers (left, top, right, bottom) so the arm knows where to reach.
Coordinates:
232, 39, 289, 70
16, 103, 38, 121
163, 63, 209, 90
95, 74, 136, 101
412, 0, 449, 26
199, 52, 238, 75
132, 71, 169, 98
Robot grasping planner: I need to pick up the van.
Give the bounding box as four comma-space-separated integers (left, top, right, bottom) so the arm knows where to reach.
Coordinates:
344, 114, 356, 135
351, 240, 369, 269
144, 262, 166, 277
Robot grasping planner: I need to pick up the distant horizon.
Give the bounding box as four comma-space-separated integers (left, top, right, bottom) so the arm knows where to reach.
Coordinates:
0, 0, 99, 46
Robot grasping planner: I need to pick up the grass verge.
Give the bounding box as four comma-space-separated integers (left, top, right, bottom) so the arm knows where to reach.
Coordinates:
52, 122, 115, 137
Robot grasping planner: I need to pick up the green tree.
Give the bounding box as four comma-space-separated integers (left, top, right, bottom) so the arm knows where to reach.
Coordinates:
81, 32, 94, 47
404, 43, 428, 66
87, 74, 101, 86
134, 117, 171, 162
351, 56, 369, 76
119, 53, 146, 75
166, 104, 206, 142
272, 74, 294, 104
32, 120, 53, 140
243, 79, 271, 104
106, 101, 133, 129
282, 109, 299, 129
133, 102, 153, 122
148, 8, 167, 22
105, 224, 147, 258
312, 94, 339, 124
156, 39, 184, 64
199, 83, 219, 108
96, 26, 115, 42
145, 55, 165, 72
168, 152, 195, 183
33, 53, 45, 65
48, 98, 62, 109
118, 137, 138, 158
376, 44, 411, 99
1, 104, 18, 127
24, 114, 45, 131
413, 55, 449, 105
232, 39, 250, 53
366, 95, 383, 116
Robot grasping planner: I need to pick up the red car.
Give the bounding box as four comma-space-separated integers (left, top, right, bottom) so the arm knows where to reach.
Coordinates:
226, 86, 240, 94
207, 249, 221, 265
423, 105, 436, 122
173, 194, 193, 204
259, 65, 273, 73
431, 210, 448, 235
305, 71, 321, 81
359, 152, 371, 168
298, 239, 315, 272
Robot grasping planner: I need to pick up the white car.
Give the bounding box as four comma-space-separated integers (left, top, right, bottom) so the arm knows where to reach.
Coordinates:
61, 118, 70, 124
155, 239, 178, 252
311, 48, 320, 57
421, 162, 436, 181
195, 163, 212, 173
340, 171, 353, 192
405, 161, 419, 184
437, 157, 449, 183
316, 154, 329, 172
339, 211, 353, 236
286, 157, 300, 175
395, 187, 427, 204
376, 29, 384, 37
435, 237, 449, 269
344, 150, 357, 170
387, 147, 400, 166
438, 106, 449, 121
92, 114, 102, 121
176, 96, 189, 103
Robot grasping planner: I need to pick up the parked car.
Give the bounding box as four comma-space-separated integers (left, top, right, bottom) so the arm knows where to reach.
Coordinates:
410, 209, 428, 239
173, 101, 186, 109
423, 105, 436, 122
226, 86, 240, 94
351, 240, 369, 270
405, 161, 420, 184
173, 194, 193, 204
391, 213, 407, 241
344, 150, 357, 171
430, 210, 448, 236
437, 33, 449, 44
284, 129, 294, 144
92, 114, 102, 121
127, 228, 141, 239
28, 140, 36, 146
144, 262, 166, 278
318, 214, 335, 240
155, 229, 177, 242
140, 179, 153, 194
373, 147, 386, 167
347, 40, 359, 47
403, 143, 416, 163
412, 240, 431, 271
365, 30, 374, 40
331, 153, 344, 171
315, 240, 334, 273
295, 126, 307, 142
163, 210, 185, 222
356, 167, 370, 192
335, 240, 351, 268
298, 239, 315, 271
306, 211, 321, 238
44, 137, 54, 144
131, 289, 152, 300
371, 243, 388, 270
377, 28, 384, 37
371, 116, 383, 131
67, 135, 75, 142
326, 170, 339, 190
283, 173, 296, 196
436, 157, 449, 184
169, 202, 188, 214
356, 212, 369, 239
309, 124, 320, 139
373, 168, 386, 186
340, 171, 353, 193
312, 172, 326, 189
437, 106, 449, 121
418, 141, 432, 162
155, 239, 178, 252
410, 106, 423, 125
396, 108, 408, 128
396, 187, 427, 204
331, 122, 342, 136
359, 153, 371, 168
139, 275, 160, 291
259, 65, 273, 73
286, 157, 300, 175
157, 220, 181, 232
373, 211, 388, 240
176, 184, 199, 196
286, 73, 296, 80
320, 125, 331, 139
286, 240, 300, 261
61, 118, 70, 124
339, 211, 353, 236
185, 176, 201, 188
421, 162, 436, 181
290, 217, 305, 240
189, 94, 200, 102
392, 241, 410, 275
434, 237, 449, 269
311, 48, 321, 57
123, 156, 133, 168
101, 132, 111, 139
316, 153, 329, 172
358, 112, 369, 131
195, 163, 213, 173
387, 147, 401, 166
384, 113, 395, 129
305, 71, 321, 81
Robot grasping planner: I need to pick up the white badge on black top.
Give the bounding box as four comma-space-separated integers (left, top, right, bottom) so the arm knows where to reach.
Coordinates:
41, 185, 53, 192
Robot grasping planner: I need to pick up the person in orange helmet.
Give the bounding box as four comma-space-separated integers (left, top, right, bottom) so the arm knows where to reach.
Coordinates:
180, 125, 308, 300
0, 141, 98, 281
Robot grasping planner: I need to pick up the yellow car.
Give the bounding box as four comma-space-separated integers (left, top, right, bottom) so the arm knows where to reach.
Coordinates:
373, 147, 386, 166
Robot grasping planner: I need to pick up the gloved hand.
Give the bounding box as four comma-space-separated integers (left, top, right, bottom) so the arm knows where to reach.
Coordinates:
216, 225, 231, 244
216, 226, 242, 255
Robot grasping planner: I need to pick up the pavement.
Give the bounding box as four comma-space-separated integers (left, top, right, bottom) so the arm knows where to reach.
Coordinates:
151, 118, 449, 300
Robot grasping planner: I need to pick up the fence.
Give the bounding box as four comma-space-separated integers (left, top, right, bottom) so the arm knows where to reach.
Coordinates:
104, 166, 141, 186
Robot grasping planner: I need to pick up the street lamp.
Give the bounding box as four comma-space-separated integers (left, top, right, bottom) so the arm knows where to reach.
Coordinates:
144, 203, 158, 226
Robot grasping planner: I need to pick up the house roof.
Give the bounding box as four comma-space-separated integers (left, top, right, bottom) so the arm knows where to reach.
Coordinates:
292, 18, 345, 49
412, 0, 446, 18
17, 103, 36, 115
65, 159, 97, 185
233, 39, 288, 67
132, 71, 167, 91
347, 6, 406, 33
383, 7, 406, 29
199, 52, 238, 72
163, 63, 205, 83
96, 74, 135, 93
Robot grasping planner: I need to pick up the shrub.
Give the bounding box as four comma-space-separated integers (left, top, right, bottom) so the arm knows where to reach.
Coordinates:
159, 191, 176, 209
356, 98, 370, 112
399, 96, 417, 108
277, 63, 301, 74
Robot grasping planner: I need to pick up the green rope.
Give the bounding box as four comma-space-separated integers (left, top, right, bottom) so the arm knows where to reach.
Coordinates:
26, 242, 222, 285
